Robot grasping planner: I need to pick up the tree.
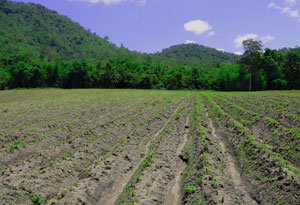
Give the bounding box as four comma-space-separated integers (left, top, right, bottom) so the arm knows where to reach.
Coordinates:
261, 48, 286, 90
284, 49, 300, 89
240, 39, 263, 91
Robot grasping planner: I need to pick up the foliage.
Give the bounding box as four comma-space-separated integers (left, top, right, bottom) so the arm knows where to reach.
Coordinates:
156, 43, 239, 68
240, 39, 263, 91
0, 1, 299, 91
29, 193, 43, 204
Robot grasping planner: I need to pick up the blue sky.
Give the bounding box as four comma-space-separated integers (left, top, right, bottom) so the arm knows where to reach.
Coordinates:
13, 0, 300, 54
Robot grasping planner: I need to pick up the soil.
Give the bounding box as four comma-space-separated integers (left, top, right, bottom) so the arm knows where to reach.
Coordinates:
206, 111, 257, 205
1, 90, 300, 205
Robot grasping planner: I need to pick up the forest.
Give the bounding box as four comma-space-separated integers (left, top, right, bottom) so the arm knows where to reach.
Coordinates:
0, 0, 300, 91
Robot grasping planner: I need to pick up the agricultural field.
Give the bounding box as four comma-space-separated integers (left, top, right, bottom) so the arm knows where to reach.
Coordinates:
0, 89, 300, 205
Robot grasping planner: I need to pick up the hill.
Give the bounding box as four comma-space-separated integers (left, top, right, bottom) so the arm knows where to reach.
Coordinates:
0, 0, 143, 62
0, 0, 238, 68
155, 43, 239, 67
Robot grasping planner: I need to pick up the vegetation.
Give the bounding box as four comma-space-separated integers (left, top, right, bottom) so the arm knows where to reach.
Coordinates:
1, 0, 299, 91
156, 43, 239, 67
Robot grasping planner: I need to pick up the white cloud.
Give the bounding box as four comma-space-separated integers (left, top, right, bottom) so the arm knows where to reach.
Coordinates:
206, 31, 216, 37
268, 2, 300, 20
234, 33, 258, 48
234, 52, 243, 55
68, 0, 145, 5
184, 20, 213, 35
260, 35, 275, 44
284, 0, 298, 6
234, 33, 275, 48
185, 40, 196, 44
282, 7, 299, 18
268, 2, 281, 9
216, 48, 225, 52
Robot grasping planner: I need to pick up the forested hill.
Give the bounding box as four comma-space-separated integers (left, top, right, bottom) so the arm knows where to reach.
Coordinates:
0, 0, 238, 67
155, 44, 239, 67
0, 0, 144, 62
2, 0, 299, 91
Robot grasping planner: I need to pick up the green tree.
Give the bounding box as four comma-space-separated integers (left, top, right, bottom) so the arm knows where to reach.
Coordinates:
261, 48, 287, 90
240, 39, 263, 91
284, 49, 300, 89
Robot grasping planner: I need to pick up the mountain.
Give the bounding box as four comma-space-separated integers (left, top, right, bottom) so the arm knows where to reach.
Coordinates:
155, 43, 239, 68
0, 0, 144, 62
0, 0, 238, 68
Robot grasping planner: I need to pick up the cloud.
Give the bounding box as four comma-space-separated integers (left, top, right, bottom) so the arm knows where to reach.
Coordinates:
284, 0, 298, 6
68, 0, 145, 5
268, 1, 300, 20
234, 52, 243, 55
216, 48, 225, 52
234, 33, 258, 48
206, 31, 216, 37
260, 35, 275, 44
185, 40, 196, 44
268, 2, 281, 9
282, 7, 299, 18
184, 20, 213, 35
234, 34, 275, 48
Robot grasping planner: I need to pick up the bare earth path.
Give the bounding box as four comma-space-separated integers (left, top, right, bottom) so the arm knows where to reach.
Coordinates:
98, 101, 186, 205
163, 115, 190, 205
205, 110, 258, 205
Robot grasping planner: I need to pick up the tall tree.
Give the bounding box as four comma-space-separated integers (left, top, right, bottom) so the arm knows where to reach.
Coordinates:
240, 39, 263, 91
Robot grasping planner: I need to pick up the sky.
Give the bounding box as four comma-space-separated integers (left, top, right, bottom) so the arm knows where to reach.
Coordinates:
13, 0, 300, 54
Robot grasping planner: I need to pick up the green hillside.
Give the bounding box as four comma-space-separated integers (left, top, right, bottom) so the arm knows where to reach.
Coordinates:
0, 0, 238, 67
156, 43, 239, 67
0, 0, 299, 91
0, 0, 143, 62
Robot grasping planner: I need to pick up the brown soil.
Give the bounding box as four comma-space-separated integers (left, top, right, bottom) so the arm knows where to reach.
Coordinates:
206, 111, 257, 205
163, 115, 189, 205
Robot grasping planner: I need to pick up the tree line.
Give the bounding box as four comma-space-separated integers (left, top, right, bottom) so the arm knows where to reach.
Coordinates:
0, 42, 300, 91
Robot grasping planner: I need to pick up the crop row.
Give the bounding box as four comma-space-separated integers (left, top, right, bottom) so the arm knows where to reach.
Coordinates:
0, 91, 186, 204
203, 93, 300, 204
116, 95, 192, 204
48, 93, 188, 204
210, 94, 300, 167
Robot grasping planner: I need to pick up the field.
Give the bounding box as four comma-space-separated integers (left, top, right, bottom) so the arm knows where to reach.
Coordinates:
0, 89, 300, 204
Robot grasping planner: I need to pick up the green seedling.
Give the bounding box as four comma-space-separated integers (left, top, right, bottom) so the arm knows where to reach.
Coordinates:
241, 119, 248, 125
25, 156, 32, 162
29, 193, 43, 204
184, 185, 196, 194
265, 117, 278, 125
10, 139, 24, 150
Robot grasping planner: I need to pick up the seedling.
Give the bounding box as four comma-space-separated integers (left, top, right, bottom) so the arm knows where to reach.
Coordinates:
184, 185, 196, 194
10, 139, 24, 150
29, 193, 43, 204
25, 156, 32, 162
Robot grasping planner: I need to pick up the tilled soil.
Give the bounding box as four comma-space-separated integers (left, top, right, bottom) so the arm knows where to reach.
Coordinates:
1, 89, 299, 205
131, 98, 192, 204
